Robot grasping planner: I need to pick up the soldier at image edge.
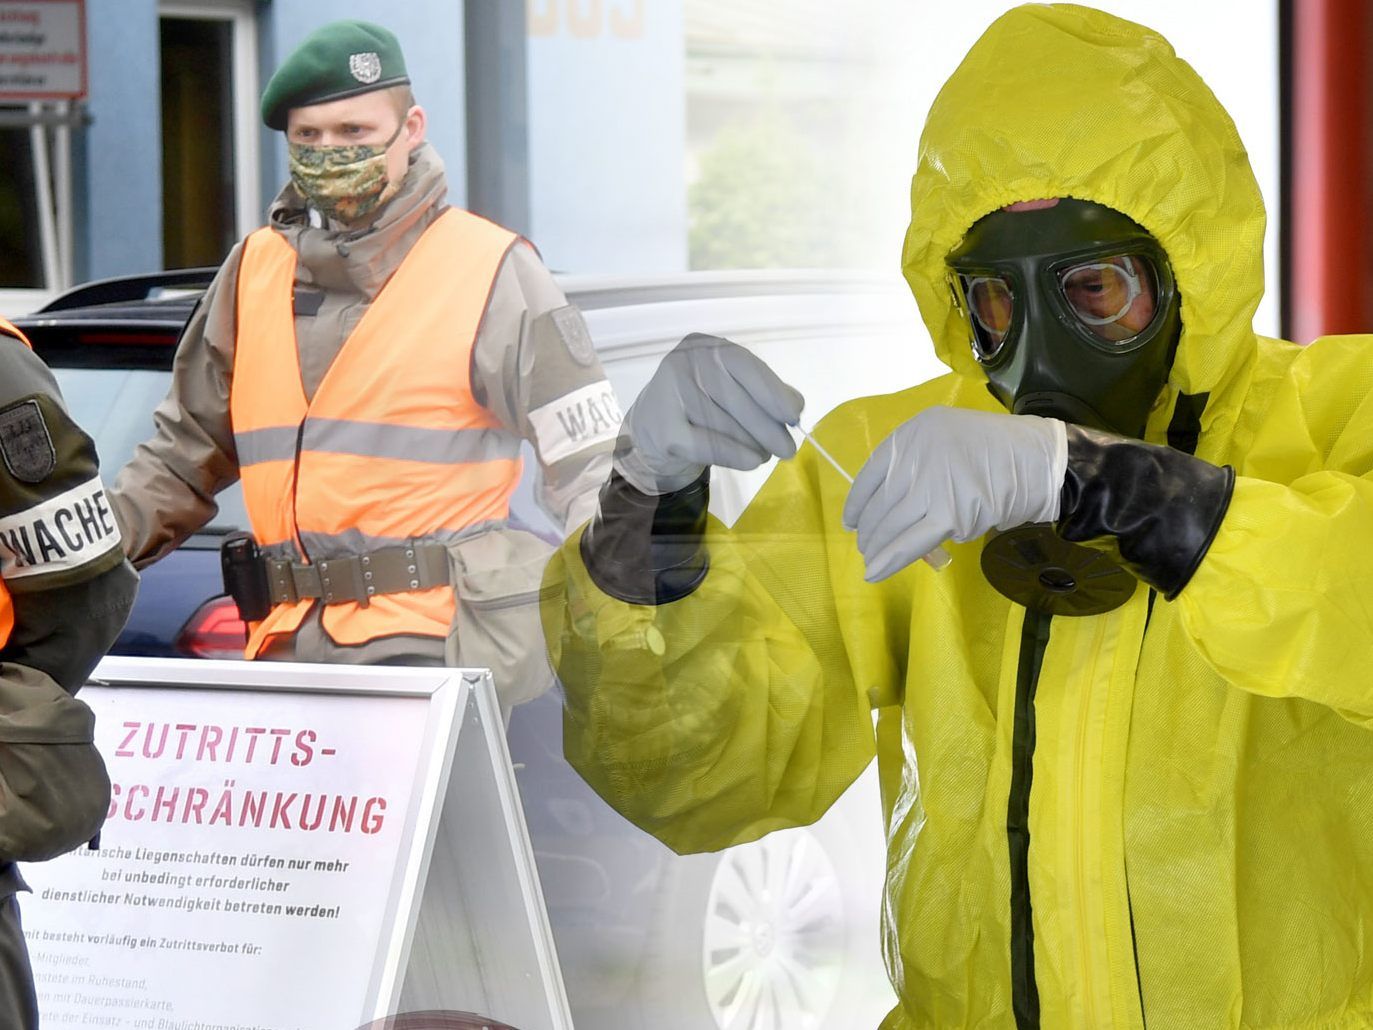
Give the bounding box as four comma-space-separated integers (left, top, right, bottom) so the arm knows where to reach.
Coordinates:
0, 317, 137, 1027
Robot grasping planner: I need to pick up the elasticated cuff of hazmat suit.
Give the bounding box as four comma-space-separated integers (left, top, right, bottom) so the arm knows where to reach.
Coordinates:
1057, 424, 1235, 599
579, 468, 710, 605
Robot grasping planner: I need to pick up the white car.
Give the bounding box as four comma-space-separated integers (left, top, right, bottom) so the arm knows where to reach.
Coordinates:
20, 268, 946, 1030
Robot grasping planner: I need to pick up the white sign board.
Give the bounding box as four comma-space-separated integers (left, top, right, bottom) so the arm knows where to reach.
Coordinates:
19, 658, 570, 1030
0, 0, 86, 100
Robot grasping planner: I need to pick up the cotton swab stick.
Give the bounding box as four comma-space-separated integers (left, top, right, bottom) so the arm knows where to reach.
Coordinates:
791, 423, 953, 571
793, 423, 853, 484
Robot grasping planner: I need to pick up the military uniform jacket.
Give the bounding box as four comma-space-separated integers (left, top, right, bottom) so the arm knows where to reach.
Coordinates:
0, 323, 136, 1028
111, 144, 618, 663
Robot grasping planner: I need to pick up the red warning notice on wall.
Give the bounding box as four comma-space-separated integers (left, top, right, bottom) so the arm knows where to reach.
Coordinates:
0, 1, 86, 100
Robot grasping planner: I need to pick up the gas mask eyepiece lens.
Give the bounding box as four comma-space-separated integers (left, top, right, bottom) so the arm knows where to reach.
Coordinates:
1057, 253, 1159, 343
955, 252, 1162, 363
957, 272, 1015, 362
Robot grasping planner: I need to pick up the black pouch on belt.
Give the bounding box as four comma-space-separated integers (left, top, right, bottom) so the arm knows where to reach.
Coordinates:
220, 532, 271, 623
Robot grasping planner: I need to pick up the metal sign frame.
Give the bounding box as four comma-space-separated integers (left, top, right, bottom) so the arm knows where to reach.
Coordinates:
24, 656, 571, 1030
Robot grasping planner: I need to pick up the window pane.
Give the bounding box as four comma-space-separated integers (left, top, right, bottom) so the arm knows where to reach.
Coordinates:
160, 17, 236, 269
0, 125, 43, 288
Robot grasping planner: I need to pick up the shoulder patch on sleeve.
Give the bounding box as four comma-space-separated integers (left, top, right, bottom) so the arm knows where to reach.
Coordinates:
0, 399, 56, 483
549, 305, 597, 367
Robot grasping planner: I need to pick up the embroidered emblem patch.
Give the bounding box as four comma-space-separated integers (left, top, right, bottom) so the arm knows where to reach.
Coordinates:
0, 399, 55, 483
349, 52, 382, 84
552, 306, 596, 367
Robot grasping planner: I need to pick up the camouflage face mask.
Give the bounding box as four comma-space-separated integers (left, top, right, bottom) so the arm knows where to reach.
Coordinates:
287, 123, 405, 224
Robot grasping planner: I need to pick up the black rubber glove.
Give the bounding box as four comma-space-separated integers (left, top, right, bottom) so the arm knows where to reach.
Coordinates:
579, 469, 711, 605
1057, 424, 1234, 599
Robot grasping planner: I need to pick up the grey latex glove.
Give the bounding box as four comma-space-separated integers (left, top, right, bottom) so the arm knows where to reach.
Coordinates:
842, 406, 1068, 582
614, 333, 806, 494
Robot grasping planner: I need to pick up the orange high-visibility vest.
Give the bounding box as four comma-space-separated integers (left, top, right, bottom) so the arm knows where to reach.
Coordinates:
0, 318, 34, 646
231, 209, 523, 658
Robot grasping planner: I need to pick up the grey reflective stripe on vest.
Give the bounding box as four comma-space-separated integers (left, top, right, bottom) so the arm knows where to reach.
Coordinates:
261, 540, 304, 562
235, 426, 300, 467
235, 421, 521, 468
302, 419, 521, 464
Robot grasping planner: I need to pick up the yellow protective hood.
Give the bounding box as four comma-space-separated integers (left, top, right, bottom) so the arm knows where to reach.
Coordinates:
902, 3, 1265, 405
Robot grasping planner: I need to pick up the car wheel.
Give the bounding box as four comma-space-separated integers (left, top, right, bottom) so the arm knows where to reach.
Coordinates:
627, 824, 870, 1030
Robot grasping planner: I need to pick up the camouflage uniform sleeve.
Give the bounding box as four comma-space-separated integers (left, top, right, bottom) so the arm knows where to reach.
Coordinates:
0, 334, 137, 691
109, 243, 244, 569
471, 243, 621, 534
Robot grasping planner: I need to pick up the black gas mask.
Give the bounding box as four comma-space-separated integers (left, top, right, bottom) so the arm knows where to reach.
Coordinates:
946, 198, 1183, 615
946, 198, 1181, 439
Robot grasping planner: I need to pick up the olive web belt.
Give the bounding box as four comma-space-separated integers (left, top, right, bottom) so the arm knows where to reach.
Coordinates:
265, 543, 450, 608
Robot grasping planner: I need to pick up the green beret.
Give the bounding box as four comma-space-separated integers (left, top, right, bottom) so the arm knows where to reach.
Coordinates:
261, 20, 410, 131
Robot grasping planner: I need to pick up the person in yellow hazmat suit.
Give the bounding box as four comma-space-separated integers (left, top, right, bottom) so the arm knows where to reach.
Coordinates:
541, 4, 1371, 1028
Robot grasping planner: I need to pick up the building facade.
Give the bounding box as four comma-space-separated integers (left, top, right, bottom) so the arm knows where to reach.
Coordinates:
0, 0, 691, 312
0, 1, 1278, 333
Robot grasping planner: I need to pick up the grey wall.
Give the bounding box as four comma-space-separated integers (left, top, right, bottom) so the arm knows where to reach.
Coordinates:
464, 1, 529, 235
526, 1, 687, 273
79, 0, 163, 281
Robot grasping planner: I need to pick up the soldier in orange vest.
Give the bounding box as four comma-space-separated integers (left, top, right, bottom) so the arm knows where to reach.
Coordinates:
0, 319, 137, 1027
111, 21, 620, 702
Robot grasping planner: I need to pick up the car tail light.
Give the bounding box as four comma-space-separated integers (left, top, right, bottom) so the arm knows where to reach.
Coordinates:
175, 596, 247, 659
76, 331, 178, 346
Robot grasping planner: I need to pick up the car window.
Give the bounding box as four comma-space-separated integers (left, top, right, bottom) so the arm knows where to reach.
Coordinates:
51, 367, 249, 531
